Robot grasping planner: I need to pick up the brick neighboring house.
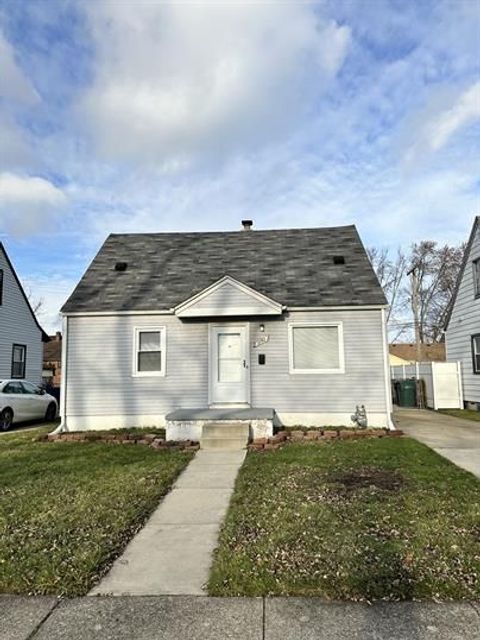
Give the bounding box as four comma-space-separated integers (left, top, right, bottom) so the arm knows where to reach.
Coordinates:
389, 343, 446, 366
43, 332, 62, 388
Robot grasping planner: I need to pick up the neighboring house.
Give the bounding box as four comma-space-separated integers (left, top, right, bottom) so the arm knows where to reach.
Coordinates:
389, 343, 446, 366
43, 332, 62, 387
445, 216, 480, 410
0, 241, 49, 383
59, 223, 393, 438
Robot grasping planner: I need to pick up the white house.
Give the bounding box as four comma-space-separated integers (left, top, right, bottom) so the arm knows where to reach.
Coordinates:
59, 222, 393, 440
0, 241, 48, 383
445, 216, 480, 410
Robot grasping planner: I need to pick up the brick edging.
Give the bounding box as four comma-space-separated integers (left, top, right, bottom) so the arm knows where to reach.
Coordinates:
249, 428, 403, 451
40, 432, 199, 452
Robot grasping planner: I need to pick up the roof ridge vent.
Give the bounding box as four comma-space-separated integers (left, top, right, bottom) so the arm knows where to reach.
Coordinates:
241, 219, 253, 231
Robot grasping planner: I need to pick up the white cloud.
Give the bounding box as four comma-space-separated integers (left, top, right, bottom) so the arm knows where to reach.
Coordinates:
403, 82, 480, 165
0, 31, 38, 104
428, 82, 480, 151
0, 113, 31, 169
0, 173, 67, 236
80, 1, 350, 165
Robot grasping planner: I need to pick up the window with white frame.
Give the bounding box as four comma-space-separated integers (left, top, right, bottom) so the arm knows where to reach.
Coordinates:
473, 259, 480, 298
289, 323, 344, 374
472, 334, 480, 374
133, 327, 166, 376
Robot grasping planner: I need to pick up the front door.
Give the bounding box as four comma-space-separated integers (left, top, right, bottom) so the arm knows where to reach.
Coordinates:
210, 324, 249, 405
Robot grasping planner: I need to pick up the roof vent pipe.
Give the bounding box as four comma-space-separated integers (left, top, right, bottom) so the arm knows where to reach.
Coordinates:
241, 219, 253, 231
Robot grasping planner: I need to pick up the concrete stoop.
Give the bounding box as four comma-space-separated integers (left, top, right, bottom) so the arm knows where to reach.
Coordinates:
201, 422, 250, 450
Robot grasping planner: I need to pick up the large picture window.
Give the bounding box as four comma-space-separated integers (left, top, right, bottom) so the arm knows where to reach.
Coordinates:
472, 334, 480, 374
11, 344, 26, 379
288, 323, 345, 374
133, 327, 166, 376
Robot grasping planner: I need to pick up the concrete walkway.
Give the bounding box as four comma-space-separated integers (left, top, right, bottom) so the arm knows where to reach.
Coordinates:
2, 596, 479, 640
90, 450, 246, 596
394, 408, 480, 479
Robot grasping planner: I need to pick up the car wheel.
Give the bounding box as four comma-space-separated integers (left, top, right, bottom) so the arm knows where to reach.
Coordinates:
45, 403, 57, 422
0, 408, 13, 431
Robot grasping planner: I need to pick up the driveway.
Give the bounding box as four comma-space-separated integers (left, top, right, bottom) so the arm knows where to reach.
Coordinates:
394, 408, 480, 479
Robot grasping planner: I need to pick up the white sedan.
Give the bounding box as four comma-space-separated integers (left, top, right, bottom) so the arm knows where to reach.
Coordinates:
0, 380, 58, 431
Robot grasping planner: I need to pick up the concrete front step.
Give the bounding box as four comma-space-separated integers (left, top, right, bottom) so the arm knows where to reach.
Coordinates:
201, 437, 248, 450
201, 422, 250, 450
202, 422, 250, 438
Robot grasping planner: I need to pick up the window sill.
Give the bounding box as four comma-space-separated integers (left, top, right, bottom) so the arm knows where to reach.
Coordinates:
289, 369, 345, 375
131, 372, 166, 378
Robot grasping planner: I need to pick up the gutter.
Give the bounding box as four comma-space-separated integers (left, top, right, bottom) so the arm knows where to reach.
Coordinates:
51, 314, 68, 434
381, 308, 395, 430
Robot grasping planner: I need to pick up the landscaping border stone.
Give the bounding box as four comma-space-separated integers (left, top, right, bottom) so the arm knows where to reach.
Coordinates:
38, 432, 200, 452
248, 427, 403, 451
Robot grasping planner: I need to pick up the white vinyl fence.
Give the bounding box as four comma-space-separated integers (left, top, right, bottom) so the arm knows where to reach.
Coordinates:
391, 362, 463, 410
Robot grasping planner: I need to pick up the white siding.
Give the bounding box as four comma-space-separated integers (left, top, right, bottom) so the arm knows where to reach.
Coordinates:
250, 310, 388, 413
65, 315, 208, 418
446, 223, 480, 404
64, 308, 388, 426
0, 247, 43, 383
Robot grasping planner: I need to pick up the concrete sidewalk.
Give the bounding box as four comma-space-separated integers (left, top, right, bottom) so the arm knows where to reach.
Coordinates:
2, 596, 479, 640
394, 408, 480, 478
90, 450, 246, 596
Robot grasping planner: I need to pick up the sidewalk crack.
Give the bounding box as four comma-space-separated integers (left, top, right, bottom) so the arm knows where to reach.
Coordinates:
262, 596, 266, 640
27, 598, 60, 639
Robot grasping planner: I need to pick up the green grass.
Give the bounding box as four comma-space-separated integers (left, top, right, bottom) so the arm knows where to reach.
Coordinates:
209, 438, 480, 601
0, 427, 192, 596
438, 409, 480, 422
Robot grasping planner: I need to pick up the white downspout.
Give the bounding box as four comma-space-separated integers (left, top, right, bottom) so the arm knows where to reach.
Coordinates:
51, 314, 68, 434
381, 308, 395, 430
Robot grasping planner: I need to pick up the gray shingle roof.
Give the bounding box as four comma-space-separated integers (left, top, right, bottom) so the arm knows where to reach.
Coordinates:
61, 225, 387, 313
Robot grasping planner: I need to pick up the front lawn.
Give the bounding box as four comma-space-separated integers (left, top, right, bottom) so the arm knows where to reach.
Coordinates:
0, 428, 192, 596
439, 409, 480, 422
209, 438, 480, 601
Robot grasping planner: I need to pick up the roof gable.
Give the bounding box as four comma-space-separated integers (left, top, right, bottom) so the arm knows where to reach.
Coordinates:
61, 225, 387, 313
445, 216, 480, 330
0, 242, 49, 342
175, 276, 283, 317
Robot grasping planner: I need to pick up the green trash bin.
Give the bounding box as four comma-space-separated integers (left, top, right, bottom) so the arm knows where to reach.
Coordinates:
398, 379, 417, 407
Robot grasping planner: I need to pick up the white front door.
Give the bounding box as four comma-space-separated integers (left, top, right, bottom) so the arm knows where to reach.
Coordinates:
210, 324, 249, 405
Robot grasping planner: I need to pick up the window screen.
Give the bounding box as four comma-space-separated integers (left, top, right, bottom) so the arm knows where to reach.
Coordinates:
292, 325, 340, 370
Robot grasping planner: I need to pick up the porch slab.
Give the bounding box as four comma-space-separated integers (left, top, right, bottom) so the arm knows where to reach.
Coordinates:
166, 407, 275, 421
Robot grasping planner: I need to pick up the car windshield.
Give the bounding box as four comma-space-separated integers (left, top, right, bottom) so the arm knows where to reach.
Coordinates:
22, 382, 41, 394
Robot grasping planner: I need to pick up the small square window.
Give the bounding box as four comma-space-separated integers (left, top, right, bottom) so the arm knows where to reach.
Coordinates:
11, 344, 26, 379
472, 335, 480, 374
133, 328, 166, 376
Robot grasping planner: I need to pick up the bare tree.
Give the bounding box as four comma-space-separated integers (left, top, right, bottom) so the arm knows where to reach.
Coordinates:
407, 241, 465, 343
369, 241, 464, 344
368, 246, 408, 340
25, 286, 44, 315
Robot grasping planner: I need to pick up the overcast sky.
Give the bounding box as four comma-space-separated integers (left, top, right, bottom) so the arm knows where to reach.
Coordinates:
0, 0, 479, 332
